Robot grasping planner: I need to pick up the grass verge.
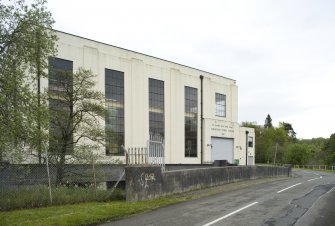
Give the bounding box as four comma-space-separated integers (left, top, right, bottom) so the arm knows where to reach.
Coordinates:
0, 197, 192, 226
0, 185, 125, 211
0, 177, 289, 226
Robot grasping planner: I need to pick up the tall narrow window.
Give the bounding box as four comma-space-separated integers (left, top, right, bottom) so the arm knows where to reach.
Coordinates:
185, 86, 198, 157
215, 93, 226, 117
149, 78, 164, 139
248, 136, 254, 148
48, 57, 73, 154
105, 69, 124, 155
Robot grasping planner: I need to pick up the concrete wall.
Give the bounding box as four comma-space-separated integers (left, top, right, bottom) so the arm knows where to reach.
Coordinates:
126, 165, 291, 202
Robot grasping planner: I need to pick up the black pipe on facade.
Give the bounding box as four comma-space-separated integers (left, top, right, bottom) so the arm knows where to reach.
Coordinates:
200, 75, 204, 164
246, 130, 249, 166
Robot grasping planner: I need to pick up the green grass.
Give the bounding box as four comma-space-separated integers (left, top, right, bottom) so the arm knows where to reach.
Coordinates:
0, 197, 191, 226
0, 177, 289, 226
0, 185, 125, 211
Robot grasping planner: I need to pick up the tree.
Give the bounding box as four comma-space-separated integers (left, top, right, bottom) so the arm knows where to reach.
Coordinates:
299, 138, 327, 164
279, 122, 297, 140
271, 127, 288, 164
283, 143, 313, 165
323, 133, 335, 165
48, 67, 105, 184
0, 0, 57, 162
242, 121, 288, 164
264, 114, 273, 128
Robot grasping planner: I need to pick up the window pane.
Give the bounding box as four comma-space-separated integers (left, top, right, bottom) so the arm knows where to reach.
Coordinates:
248, 136, 254, 148
149, 78, 164, 139
105, 69, 125, 156
48, 57, 74, 154
215, 93, 226, 117
185, 86, 198, 157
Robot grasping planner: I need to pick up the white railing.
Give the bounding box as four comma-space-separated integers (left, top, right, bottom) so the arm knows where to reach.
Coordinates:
124, 147, 148, 165
122, 133, 165, 171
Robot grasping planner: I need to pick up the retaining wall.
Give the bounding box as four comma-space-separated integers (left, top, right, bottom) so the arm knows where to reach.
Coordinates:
126, 165, 291, 201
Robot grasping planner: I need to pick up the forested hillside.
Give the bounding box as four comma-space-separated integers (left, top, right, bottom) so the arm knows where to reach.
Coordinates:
243, 114, 335, 165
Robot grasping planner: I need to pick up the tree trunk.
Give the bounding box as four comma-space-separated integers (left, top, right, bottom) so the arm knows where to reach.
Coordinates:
56, 146, 67, 185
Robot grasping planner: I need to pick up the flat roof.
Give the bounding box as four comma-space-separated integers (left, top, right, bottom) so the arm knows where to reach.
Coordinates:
55, 30, 236, 83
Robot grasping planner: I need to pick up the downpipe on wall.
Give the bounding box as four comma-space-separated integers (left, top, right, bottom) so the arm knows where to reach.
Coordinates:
200, 75, 204, 164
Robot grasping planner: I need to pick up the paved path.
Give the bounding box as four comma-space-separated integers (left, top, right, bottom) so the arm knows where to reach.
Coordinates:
101, 169, 335, 226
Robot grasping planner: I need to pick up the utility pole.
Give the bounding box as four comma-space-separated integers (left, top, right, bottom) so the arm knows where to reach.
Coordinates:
274, 142, 278, 165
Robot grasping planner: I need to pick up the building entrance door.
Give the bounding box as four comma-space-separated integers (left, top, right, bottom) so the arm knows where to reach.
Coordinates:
211, 137, 234, 163
248, 156, 254, 165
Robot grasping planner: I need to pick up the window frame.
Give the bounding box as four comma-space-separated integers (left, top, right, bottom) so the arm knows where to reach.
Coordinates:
215, 93, 226, 117
248, 136, 254, 148
105, 68, 125, 156
185, 86, 198, 158
48, 57, 74, 154
149, 78, 165, 139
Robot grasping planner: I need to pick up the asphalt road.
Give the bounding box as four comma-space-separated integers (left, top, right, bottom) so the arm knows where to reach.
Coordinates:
102, 169, 335, 226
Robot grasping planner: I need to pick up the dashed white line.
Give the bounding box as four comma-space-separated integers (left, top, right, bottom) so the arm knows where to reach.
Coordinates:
277, 183, 302, 193
202, 202, 259, 226
308, 178, 319, 182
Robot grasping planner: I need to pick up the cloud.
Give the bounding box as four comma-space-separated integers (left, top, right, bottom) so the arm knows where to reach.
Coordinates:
46, 0, 335, 138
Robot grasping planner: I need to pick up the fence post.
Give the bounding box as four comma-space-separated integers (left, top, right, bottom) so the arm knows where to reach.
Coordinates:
145, 146, 148, 164
45, 148, 53, 205
92, 157, 97, 199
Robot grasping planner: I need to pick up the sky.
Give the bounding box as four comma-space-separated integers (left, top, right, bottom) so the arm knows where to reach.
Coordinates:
45, 0, 335, 139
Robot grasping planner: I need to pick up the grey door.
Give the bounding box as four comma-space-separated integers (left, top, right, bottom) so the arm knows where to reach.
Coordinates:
248, 156, 254, 165
211, 137, 234, 162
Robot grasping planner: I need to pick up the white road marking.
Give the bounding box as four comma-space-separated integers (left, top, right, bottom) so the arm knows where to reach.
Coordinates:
277, 183, 302, 193
327, 187, 335, 194
308, 178, 319, 182
202, 202, 258, 226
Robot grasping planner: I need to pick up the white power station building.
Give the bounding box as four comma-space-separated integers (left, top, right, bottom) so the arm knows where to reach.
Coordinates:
45, 31, 255, 166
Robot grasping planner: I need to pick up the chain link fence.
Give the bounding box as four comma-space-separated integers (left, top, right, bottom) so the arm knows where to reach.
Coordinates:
0, 162, 125, 211
1, 134, 166, 211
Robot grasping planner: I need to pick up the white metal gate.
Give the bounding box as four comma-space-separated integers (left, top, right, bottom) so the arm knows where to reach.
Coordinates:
148, 133, 165, 171
122, 133, 165, 171
211, 137, 234, 163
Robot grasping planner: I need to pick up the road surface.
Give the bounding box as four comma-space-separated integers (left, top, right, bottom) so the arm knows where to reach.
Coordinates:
102, 169, 335, 226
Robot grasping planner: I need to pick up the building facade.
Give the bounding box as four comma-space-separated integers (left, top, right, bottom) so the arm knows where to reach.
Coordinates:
44, 31, 255, 165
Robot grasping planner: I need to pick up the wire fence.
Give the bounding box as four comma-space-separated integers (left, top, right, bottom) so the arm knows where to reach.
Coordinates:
1, 135, 165, 211
0, 162, 125, 211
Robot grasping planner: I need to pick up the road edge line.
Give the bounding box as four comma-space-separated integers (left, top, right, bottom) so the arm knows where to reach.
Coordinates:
202, 202, 258, 226
277, 183, 302, 193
